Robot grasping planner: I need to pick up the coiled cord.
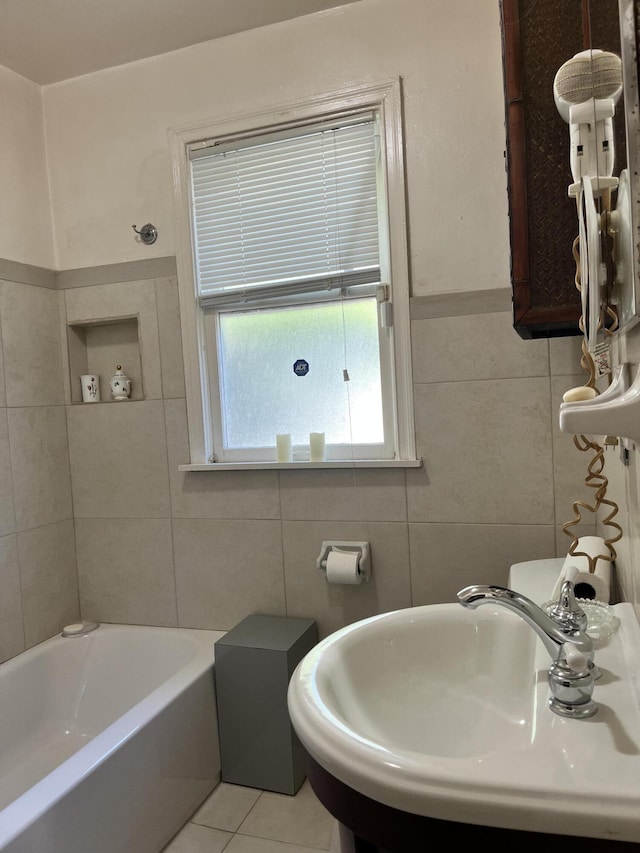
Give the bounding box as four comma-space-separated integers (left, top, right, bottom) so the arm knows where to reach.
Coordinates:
561, 232, 622, 572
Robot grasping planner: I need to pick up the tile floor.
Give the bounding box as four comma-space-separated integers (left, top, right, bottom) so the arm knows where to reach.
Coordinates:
162, 778, 339, 853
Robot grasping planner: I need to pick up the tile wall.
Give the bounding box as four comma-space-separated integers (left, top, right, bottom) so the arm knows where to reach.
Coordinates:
1, 259, 632, 661
0, 273, 79, 662
54, 270, 596, 640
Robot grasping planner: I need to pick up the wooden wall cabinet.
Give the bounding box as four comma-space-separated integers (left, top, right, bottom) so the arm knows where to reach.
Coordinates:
501, 0, 625, 339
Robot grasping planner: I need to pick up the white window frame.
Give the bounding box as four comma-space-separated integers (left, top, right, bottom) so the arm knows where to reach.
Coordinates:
169, 79, 417, 469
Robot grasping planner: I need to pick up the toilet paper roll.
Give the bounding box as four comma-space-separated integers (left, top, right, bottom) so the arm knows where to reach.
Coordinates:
551, 536, 612, 602
325, 548, 363, 585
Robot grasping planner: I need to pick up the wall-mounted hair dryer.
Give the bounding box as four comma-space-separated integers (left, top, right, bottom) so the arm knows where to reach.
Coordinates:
553, 49, 623, 353
553, 49, 623, 198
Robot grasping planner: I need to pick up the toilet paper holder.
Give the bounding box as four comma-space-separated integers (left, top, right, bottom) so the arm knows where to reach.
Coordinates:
316, 540, 371, 582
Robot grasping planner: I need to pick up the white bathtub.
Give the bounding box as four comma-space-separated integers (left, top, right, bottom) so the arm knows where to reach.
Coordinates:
0, 622, 225, 853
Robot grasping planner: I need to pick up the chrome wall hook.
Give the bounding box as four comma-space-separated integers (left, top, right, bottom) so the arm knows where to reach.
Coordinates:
132, 223, 158, 245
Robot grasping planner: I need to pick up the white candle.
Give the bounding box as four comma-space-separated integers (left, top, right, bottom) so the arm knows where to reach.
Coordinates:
276, 433, 292, 462
309, 432, 326, 462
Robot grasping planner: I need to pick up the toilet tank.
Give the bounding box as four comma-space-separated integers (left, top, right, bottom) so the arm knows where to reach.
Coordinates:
507, 558, 565, 604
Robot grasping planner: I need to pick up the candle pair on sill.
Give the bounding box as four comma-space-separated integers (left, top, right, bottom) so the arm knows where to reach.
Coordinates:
276, 433, 325, 463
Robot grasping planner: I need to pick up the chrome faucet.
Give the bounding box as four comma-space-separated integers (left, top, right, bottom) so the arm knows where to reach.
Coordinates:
457, 582, 598, 719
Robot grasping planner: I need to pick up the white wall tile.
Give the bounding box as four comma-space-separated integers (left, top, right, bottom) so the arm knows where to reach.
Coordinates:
173, 519, 285, 630
67, 400, 170, 518
0, 534, 25, 662
0, 281, 64, 406
279, 468, 407, 522
411, 311, 549, 384
282, 520, 411, 638
0, 408, 16, 536
409, 522, 557, 605
549, 335, 585, 376
155, 278, 186, 399
8, 406, 72, 530
76, 518, 177, 625
165, 399, 280, 519
407, 377, 554, 524
17, 519, 79, 647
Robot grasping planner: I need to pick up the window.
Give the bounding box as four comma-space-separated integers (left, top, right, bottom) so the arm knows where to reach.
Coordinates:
170, 80, 416, 468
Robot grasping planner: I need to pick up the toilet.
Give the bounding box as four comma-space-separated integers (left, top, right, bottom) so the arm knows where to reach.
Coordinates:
507, 557, 565, 604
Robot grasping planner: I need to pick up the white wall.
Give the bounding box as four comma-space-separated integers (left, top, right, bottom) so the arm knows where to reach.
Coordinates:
42, 0, 510, 292
596, 323, 640, 616
0, 65, 55, 268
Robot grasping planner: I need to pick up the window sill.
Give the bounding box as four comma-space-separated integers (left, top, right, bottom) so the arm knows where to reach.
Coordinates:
178, 459, 423, 472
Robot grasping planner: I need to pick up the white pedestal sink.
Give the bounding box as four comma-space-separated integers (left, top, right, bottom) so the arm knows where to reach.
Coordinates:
288, 598, 640, 848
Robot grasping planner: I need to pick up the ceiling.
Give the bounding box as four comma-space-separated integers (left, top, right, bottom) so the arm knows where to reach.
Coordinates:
0, 0, 362, 85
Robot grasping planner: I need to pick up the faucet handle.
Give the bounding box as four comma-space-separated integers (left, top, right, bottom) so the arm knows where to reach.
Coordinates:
562, 641, 589, 673
548, 579, 588, 633
548, 580, 603, 682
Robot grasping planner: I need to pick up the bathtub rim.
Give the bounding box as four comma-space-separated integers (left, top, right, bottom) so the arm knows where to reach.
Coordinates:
0, 622, 224, 849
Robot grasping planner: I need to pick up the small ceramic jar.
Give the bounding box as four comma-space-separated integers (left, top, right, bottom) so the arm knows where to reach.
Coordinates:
109, 365, 131, 401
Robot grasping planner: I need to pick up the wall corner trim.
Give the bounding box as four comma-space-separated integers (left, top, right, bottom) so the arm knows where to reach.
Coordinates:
0, 258, 57, 289
410, 287, 513, 320
56, 256, 178, 289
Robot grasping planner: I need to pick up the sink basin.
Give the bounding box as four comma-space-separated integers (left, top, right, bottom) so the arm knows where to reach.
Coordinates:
288, 601, 640, 843
310, 606, 538, 759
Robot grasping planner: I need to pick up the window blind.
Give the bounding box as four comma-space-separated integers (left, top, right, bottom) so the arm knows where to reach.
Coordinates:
190, 115, 381, 307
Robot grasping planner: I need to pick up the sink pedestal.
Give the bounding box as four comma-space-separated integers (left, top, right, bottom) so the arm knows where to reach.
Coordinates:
307, 755, 640, 852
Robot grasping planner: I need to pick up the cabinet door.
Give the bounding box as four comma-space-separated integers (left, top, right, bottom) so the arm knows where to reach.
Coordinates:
501, 0, 625, 339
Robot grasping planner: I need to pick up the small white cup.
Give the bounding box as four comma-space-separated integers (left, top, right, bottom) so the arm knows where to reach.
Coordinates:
276, 433, 292, 463
80, 374, 100, 403
309, 432, 326, 462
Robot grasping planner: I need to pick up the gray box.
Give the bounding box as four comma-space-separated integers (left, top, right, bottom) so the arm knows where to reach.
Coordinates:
214, 614, 318, 795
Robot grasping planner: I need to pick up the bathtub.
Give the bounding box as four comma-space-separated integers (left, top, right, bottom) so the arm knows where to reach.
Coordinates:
0, 622, 225, 853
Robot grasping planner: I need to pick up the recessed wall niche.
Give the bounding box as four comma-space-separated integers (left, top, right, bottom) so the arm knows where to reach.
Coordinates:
67, 317, 143, 403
